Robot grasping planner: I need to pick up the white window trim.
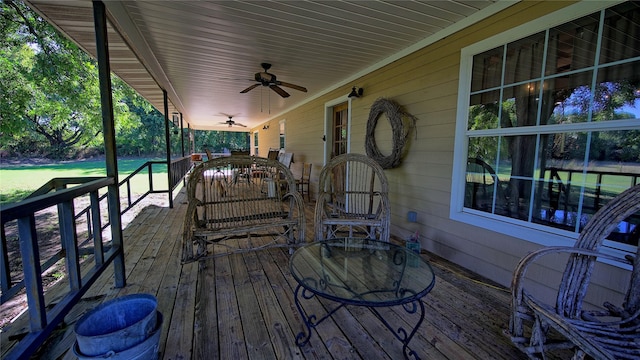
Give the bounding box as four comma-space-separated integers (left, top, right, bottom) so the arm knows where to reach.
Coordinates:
450, 0, 635, 266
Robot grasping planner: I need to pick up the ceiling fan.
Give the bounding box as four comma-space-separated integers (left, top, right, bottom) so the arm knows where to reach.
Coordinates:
219, 115, 246, 128
240, 63, 307, 98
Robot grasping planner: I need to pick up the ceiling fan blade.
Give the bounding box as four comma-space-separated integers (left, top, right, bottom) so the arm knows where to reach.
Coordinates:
235, 123, 247, 127
277, 81, 307, 92
269, 85, 290, 98
240, 83, 260, 93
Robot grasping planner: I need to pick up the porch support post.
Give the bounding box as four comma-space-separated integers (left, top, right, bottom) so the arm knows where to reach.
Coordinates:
180, 113, 185, 157
164, 89, 174, 208
188, 123, 193, 154
93, 0, 125, 287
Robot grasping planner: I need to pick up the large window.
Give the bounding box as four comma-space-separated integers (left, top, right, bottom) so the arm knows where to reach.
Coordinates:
453, 1, 639, 252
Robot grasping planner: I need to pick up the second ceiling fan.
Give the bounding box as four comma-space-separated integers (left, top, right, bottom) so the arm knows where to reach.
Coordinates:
240, 63, 307, 98
219, 115, 246, 128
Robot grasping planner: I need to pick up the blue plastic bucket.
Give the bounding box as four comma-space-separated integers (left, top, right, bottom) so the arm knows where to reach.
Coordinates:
74, 294, 158, 357
73, 311, 163, 360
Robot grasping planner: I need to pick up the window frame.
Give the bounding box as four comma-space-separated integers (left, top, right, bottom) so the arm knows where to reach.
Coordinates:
451, 0, 636, 261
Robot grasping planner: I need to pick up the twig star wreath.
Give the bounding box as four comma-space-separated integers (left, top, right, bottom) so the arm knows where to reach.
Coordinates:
365, 98, 417, 169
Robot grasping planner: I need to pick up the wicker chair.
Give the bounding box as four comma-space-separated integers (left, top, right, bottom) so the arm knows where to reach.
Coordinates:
314, 153, 390, 241
296, 162, 312, 201
508, 184, 640, 359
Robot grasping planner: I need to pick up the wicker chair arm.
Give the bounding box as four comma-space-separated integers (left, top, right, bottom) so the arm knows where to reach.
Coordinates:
283, 190, 306, 245
510, 246, 632, 336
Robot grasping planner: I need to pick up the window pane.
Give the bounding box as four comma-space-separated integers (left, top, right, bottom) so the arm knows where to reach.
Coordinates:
546, 72, 594, 124
532, 131, 588, 231
497, 135, 537, 221
600, 2, 640, 65
501, 82, 540, 127
465, 137, 505, 214
593, 61, 640, 122
582, 137, 640, 246
471, 46, 503, 92
546, 12, 599, 76
504, 32, 545, 85
468, 90, 500, 130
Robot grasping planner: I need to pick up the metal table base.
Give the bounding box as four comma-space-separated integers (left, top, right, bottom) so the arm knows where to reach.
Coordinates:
294, 284, 426, 360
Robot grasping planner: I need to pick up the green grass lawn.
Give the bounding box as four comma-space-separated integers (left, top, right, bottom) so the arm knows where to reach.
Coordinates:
0, 158, 169, 204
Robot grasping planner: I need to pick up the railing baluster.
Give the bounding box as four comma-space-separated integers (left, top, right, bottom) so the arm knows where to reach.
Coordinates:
60, 200, 81, 291
127, 179, 132, 208
1, 226, 11, 295
85, 207, 93, 244
17, 214, 47, 331
90, 191, 104, 266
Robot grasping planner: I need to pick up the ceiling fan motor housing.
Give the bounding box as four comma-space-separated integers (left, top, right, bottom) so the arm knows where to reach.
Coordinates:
256, 72, 276, 85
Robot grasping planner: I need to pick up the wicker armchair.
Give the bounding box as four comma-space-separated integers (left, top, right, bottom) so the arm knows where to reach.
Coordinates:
508, 184, 640, 359
314, 153, 390, 241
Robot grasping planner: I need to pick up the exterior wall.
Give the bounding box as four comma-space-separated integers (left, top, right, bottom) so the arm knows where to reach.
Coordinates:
251, 1, 629, 304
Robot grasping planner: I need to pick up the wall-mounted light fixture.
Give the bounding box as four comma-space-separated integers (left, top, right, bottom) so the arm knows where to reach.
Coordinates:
263, 124, 270, 130
348, 86, 364, 98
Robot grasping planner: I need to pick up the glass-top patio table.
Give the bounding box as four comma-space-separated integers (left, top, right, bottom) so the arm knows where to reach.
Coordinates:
290, 238, 436, 359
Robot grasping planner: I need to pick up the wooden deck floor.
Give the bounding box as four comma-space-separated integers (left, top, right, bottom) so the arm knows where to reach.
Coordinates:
6, 187, 531, 359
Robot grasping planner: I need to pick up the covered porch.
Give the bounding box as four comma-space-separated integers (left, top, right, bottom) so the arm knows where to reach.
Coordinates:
2, 189, 529, 359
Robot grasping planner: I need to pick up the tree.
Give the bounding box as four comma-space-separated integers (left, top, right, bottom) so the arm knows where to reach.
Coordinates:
2, 0, 248, 160
0, 0, 126, 158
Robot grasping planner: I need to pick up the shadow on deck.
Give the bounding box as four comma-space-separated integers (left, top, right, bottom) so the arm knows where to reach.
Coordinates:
3, 187, 528, 360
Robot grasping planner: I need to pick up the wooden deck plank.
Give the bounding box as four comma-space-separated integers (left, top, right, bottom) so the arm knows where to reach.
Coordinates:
193, 256, 219, 359
162, 261, 198, 360
230, 251, 277, 359
212, 254, 249, 359
242, 250, 302, 359
135, 198, 186, 358
154, 223, 186, 359
254, 247, 332, 360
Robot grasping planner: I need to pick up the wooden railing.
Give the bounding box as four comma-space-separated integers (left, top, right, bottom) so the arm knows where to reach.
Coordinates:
0, 156, 192, 359
1, 177, 119, 360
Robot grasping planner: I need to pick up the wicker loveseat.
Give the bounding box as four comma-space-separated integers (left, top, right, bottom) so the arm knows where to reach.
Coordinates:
182, 155, 306, 263
508, 184, 640, 359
